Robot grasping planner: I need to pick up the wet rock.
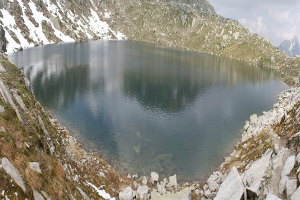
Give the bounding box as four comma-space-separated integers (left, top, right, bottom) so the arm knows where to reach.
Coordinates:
29, 162, 42, 173
168, 174, 177, 188
265, 193, 282, 200
136, 185, 149, 200
151, 172, 159, 184
119, 186, 134, 200
214, 167, 244, 200
33, 189, 44, 200
1, 157, 26, 192
151, 187, 191, 200
242, 151, 272, 193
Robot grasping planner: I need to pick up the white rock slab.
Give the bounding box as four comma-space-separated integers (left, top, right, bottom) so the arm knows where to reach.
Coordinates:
119, 186, 134, 200
1, 157, 26, 192
214, 167, 245, 200
291, 187, 300, 200
243, 151, 272, 193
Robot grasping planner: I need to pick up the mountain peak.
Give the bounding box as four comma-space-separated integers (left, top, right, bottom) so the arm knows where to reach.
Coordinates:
278, 36, 300, 57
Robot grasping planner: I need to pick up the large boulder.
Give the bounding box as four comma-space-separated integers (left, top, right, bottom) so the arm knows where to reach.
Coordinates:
291, 187, 300, 200
151, 172, 159, 184
242, 151, 272, 193
119, 186, 134, 200
1, 157, 26, 192
214, 167, 245, 200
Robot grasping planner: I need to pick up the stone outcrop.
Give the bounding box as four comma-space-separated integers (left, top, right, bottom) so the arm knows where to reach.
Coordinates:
1, 157, 26, 192
0, 26, 6, 53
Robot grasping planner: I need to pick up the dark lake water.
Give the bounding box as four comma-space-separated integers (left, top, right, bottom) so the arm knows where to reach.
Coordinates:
9, 40, 288, 181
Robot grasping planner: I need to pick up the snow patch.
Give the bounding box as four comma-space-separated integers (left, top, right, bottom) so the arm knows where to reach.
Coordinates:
86, 182, 115, 200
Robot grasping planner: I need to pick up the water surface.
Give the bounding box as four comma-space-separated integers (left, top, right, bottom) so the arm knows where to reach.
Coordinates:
9, 40, 288, 181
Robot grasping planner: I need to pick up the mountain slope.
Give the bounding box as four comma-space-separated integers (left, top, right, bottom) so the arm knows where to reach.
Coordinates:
0, 0, 294, 70
279, 36, 300, 57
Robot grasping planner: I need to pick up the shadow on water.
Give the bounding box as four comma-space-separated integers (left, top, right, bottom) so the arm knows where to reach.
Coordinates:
8, 40, 288, 181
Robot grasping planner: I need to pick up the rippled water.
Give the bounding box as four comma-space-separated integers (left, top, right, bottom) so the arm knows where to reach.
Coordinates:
9, 40, 288, 181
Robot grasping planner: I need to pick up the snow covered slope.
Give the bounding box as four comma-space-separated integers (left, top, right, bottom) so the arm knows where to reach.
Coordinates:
0, 0, 125, 53
279, 37, 300, 58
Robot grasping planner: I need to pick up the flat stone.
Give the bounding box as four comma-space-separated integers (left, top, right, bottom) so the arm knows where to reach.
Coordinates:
265, 193, 282, 200
151, 172, 159, 184
291, 187, 300, 200
214, 167, 245, 200
136, 185, 149, 200
1, 157, 26, 192
168, 174, 177, 188
119, 186, 134, 200
33, 189, 44, 200
151, 187, 191, 200
28, 162, 42, 173
242, 151, 272, 193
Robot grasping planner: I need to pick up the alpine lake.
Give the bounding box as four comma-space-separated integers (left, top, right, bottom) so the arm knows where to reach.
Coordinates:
9, 40, 288, 181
